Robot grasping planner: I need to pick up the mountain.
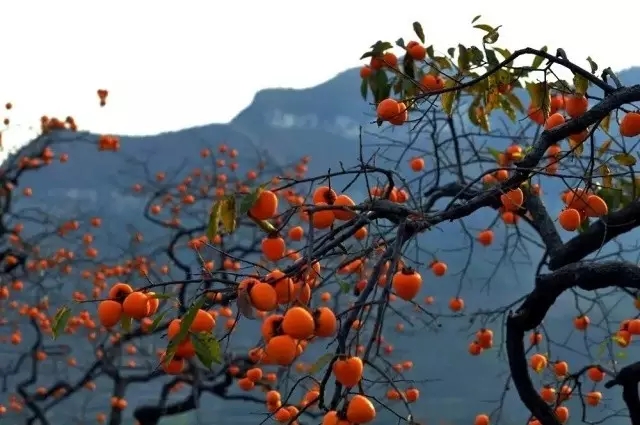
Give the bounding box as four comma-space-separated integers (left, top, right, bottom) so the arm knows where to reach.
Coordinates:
2, 65, 640, 425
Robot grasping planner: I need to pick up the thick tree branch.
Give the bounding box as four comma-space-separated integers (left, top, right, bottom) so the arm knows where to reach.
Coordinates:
506, 261, 640, 425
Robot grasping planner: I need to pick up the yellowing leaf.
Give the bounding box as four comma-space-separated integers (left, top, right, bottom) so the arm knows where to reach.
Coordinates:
468, 96, 481, 127
504, 92, 524, 114
612, 334, 627, 346
308, 352, 334, 375
52, 306, 71, 339
597, 140, 611, 158
600, 165, 613, 188
487, 147, 501, 162
500, 97, 516, 122
206, 201, 223, 241
525, 82, 550, 116
440, 79, 457, 116
600, 113, 611, 132
477, 107, 490, 132
573, 74, 589, 96
614, 153, 637, 167
220, 195, 237, 233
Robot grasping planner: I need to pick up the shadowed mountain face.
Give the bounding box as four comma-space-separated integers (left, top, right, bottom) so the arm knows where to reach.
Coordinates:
3, 66, 640, 425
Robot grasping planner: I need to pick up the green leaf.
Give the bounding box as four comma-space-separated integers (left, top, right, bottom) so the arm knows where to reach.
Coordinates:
487, 147, 502, 162
412, 22, 425, 43
220, 195, 237, 233
370, 41, 393, 56
360, 51, 374, 60
149, 293, 173, 300
471, 15, 482, 24
440, 79, 457, 116
617, 351, 627, 358
402, 55, 415, 81
360, 78, 368, 101
614, 153, 637, 167
573, 74, 589, 96
120, 314, 132, 332
597, 187, 621, 210
481, 27, 501, 45
238, 185, 267, 215
206, 201, 223, 241
52, 306, 71, 339
148, 311, 168, 332
473, 24, 494, 33
577, 217, 590, 233
500, 96, 517, 122
165, 297, 206, 364
485, 49, 499, 68
468, 46, 484, 65
597, 140, 612, 158
493, 47, 512, 60
426, 45, 435, 59
392, 78, 403, 95
337, 280, 351, 293
468, 96, 481, 127
457, 44, 470, 71
447, 47, 455, 58
308, 352, 335, 375
433, 56, 452, 70
531, 46, 548, 69
504, 92, 525, 114
395, 38, 405, 48
191, 332, 222, 368
371, 69, 389, 103
586, 57, 598, 74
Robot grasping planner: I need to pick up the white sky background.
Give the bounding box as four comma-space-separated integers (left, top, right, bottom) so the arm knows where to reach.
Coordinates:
1, 0, 638, 159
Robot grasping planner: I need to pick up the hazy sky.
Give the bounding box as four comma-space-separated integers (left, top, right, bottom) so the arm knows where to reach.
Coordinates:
1, 0, 638, 155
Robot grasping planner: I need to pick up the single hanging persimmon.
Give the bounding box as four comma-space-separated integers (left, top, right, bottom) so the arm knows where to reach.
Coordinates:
97, 300, 122, 328
122, 291, 150, 319
265, 334, 298, 366
391, 268, 422, 301
558, 208, 581, 231
249, 189, 278, 220
261, 234, 285, 262
500, 188, 524, 212
620, 111, 640, 137
332, 356, 364, 387
313, 307, 337, 337
281, 307, 315, 340
345, 394, 376, 424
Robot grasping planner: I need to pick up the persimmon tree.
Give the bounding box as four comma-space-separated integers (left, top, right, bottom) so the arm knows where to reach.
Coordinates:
3, 16, 640, 425
355, 17, 640, 425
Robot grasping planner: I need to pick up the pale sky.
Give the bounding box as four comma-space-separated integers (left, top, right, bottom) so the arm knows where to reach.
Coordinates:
1, 0, 638, 157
